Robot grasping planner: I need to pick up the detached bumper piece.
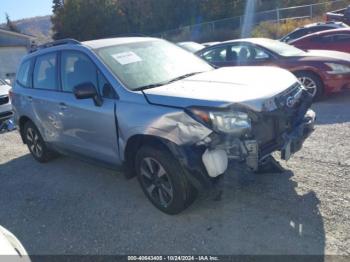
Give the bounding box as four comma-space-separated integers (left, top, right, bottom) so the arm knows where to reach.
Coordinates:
281, 109, 315, 160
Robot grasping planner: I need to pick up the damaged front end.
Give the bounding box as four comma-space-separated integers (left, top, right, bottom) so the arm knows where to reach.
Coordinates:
177, 82, 315, 189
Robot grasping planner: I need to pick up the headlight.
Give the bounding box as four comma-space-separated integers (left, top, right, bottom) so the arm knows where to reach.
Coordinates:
186, 107, 251, 135
325, 63, 350, 74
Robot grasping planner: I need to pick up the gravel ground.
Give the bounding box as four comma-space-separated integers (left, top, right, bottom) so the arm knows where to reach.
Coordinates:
0, 90, 349, 256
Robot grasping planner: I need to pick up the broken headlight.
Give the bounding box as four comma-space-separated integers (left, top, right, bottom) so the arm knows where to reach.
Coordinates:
186, 107, 251, 135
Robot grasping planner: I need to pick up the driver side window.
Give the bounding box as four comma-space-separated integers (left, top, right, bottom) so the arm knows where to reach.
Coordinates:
61, 51, 98, 93
201, 46, 227, 63
61, 51, 116, 98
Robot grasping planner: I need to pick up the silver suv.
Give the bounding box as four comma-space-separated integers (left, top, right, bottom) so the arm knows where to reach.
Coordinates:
12, 38, 315, 214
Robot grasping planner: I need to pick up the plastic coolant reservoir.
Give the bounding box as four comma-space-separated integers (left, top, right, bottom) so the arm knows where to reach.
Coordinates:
202, 149, 228, 177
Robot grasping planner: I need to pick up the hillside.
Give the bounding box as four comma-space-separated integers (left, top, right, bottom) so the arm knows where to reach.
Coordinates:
1, 15, 52, 43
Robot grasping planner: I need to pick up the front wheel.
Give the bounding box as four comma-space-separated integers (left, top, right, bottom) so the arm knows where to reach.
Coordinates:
295, 71, 324, 100
135, 146, 196, 214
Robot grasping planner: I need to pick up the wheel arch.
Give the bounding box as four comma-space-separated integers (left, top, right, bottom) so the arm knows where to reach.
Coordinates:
123, 134, 177, 179
291, 68, 323, 82
18, 116, 33, 144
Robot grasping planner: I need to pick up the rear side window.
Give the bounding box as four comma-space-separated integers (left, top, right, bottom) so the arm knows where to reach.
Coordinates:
61, 51, 97, 92
33, 53, 58, 90
17, 60, 31, 87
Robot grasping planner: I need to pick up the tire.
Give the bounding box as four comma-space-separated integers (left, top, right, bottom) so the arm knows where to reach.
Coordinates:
23, 121, 57, 163
135, 146, 197, 215
295, 71, 324, 100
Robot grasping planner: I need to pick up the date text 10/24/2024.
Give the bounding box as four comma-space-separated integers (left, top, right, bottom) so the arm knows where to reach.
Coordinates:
127, 256, 220, 261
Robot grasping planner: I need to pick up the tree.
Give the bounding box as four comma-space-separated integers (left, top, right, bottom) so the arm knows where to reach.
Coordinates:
5, 13, 20, 33
51, 0, 64, 39
51, 0, 330, 41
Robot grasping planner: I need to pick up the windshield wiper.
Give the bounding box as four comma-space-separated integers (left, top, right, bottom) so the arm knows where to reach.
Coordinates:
133, 83, 165, 91
133, 72, 203, 91
165, 72, 203, 85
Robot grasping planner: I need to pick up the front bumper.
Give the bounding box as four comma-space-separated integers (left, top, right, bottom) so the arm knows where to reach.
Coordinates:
280, 109, 315, 161
0, 98, 13, 123
324, 73, 350, 94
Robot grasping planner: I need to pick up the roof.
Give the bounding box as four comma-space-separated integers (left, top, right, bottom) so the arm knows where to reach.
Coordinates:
222, 37, 274, 45
82, 37, 158, 49
289, 28, 350, 43
309, 27, 350, 35
302, 21, 347, 29
0, 28, 34, 39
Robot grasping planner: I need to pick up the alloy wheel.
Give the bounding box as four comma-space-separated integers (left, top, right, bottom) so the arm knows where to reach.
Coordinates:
26, 127, 43, 158
298, 76, 317, 98
139, 157, 174, 207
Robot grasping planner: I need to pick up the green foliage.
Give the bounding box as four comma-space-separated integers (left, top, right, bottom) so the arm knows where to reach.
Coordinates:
51, 0, 336, 41
251, 17, 321, 39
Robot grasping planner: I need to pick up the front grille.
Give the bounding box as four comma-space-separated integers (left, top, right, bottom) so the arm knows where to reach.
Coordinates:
0, 111, 13, 120
252, 83, 305, 157
0, 95, 9, 105
275, 82, 303, 110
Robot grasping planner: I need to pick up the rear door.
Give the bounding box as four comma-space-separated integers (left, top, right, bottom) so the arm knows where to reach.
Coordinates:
30, 52, 63, 145
57, 50, 119, 165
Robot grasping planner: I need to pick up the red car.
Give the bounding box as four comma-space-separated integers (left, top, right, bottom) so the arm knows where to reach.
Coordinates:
197, 38, 350, 99
290, 28, 350, 53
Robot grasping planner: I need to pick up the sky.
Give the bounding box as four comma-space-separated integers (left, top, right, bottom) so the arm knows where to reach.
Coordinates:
0, 0, 52, 23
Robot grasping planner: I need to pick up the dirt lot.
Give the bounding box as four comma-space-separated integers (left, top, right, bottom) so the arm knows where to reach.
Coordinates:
0, 91, 349, 256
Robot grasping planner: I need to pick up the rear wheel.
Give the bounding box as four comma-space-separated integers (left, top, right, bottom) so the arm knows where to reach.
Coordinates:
23, 121, 57, 163
135, 146, 196, 214
295, 71, 324, 100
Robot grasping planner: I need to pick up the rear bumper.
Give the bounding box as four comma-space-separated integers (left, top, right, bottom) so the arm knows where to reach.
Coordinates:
324, 73, 350, 94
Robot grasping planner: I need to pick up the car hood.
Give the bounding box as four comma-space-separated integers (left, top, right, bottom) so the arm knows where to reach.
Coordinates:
143, 67, 298, 112
305, 50, 350, 62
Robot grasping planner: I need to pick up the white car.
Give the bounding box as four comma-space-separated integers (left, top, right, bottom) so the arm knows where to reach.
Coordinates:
0, 79, 13, 125
0, 225, 30, 261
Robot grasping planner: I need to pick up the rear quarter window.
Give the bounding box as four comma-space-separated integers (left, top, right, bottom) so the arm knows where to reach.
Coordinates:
16, 59, 32, 88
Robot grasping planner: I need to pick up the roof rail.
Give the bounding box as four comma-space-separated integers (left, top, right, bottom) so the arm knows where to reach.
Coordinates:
30, 39, 81, 53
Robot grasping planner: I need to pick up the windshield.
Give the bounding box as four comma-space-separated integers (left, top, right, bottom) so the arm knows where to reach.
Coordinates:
258, 39, 306, 56
96, 40, 212, 91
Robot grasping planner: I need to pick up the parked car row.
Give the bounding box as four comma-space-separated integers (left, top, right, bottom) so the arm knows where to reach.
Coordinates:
10, 37, 316, 214
196, 38, 350, 100
175, 20, 350, 100
280, 21, 348, 43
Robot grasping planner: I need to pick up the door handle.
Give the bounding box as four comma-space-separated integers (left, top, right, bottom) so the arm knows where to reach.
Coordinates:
59, 102, 67, 110
27, 96, 33, 102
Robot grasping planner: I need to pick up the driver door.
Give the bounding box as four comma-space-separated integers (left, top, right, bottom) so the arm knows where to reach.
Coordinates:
57, 50, 120, 165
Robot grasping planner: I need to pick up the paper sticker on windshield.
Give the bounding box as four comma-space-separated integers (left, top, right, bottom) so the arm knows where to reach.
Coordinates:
112, 51, 142, 65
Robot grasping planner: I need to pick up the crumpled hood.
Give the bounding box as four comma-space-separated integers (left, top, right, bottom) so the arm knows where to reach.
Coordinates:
143, 67, 298, 112
306, 50, 350, 62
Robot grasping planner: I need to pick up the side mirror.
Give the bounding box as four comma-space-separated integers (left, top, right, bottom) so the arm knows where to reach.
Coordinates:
73, 82, 102, 106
